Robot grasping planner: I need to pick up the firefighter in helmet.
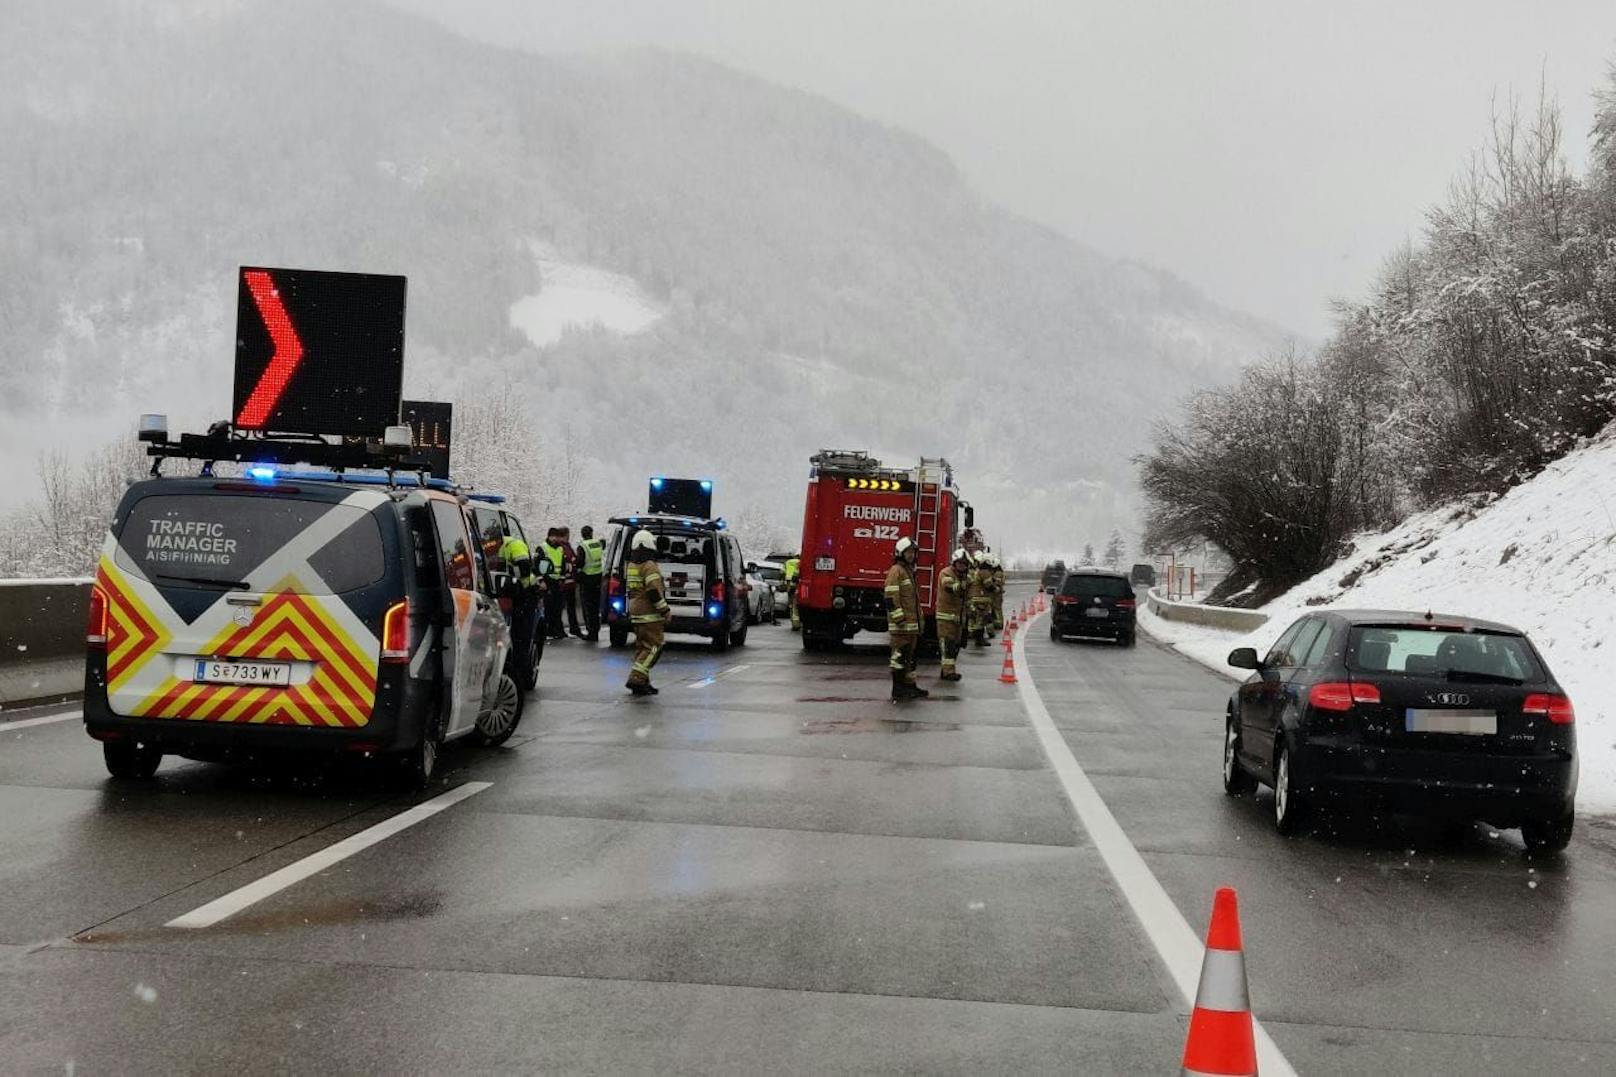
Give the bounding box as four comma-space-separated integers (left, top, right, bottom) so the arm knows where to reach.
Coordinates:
884, 537, 928, 701
968, 552, 992, 648
625, 529, 672, 696
935, 548, 971, 682
990, 552, 1008, 635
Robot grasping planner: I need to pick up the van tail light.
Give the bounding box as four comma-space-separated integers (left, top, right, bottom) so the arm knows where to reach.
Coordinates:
710, 581, 726, 602
608, 576, 623, 597
1523, 693, 1575, 724
87, 584, 109, 649
1309, 681, 1382, 712
381, 600, 410, 662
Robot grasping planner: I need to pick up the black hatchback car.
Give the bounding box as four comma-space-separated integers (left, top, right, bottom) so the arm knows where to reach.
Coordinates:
1222, 610, 1576, 850
1049, 570, 1136, 646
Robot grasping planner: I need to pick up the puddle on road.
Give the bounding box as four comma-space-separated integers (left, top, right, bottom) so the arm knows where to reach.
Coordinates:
76, 892, 444, 945
799, 717, 963, 735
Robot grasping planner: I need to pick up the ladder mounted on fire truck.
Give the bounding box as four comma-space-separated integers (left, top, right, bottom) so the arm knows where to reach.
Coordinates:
912, 457, 950, 608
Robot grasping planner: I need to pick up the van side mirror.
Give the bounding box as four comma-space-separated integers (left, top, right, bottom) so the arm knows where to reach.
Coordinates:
746, 562, 757, 573
963, 505, 975, 529
1227, 646, 1261, 670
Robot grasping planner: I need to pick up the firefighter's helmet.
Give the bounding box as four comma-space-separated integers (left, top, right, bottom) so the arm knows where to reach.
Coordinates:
894, 536, 916, 559
951, 547, 969, 564
631, 529, 658, 552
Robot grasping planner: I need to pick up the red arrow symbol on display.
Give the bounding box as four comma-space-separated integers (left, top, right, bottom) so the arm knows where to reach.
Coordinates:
235, 270, 305, 429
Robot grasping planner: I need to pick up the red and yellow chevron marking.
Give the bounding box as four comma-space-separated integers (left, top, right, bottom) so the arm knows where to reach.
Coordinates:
97, 559, 173, 687
134, 583, 380, 728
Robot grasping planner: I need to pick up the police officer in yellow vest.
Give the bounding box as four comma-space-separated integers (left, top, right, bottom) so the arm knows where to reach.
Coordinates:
885, 537, 928, 701
783, 555, 801, 631
539, 529, 568, 641
576, 525, 606, 642
935, 548, 970, 682
498, 536, 543, 689
625, 529, 672, 696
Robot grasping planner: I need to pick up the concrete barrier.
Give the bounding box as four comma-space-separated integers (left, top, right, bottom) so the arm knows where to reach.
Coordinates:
0, 579, 91, 708
1145, 588, 1270, 633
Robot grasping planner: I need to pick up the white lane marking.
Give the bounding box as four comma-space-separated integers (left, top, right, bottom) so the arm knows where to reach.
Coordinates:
1013, 612, 1298, 1077
686, 663, 752, 689
166, 781, 492, 929
2, 710, 82, 733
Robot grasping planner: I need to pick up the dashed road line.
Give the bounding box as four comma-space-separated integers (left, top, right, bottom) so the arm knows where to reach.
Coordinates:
1013, 610, 1297, 1077
1, 710, 82, 734
687, 663, 752, 689
166, 781, 492, 930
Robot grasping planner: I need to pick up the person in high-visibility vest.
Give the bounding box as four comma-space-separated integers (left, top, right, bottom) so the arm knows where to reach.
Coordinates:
976, 549, 1001, 633
498, 536, 543, 688
884, 537, 928, 701
576, 525, 606, 642
783, 555, 801, 632
967, 552, 992, 648
935, 548, 970, 682
539, 529, 567, 640
625, 529, 672, 696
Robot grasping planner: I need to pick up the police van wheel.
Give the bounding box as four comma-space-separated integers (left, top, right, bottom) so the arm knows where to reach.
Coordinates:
732, 618, 749, 647
609, 625, 629, 649
711, 624, 731, 651
104, 740, 162, 780
399, 728, 439, 790
474, 673, 525, 748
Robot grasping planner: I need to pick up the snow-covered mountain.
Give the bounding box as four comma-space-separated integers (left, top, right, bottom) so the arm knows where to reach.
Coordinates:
1143, 421, 1616, 812
1, 0, 1291, 551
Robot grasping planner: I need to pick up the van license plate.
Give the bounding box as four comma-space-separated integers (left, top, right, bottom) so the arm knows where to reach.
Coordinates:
1406, 709, 1496, 735
194, 660, 291, 686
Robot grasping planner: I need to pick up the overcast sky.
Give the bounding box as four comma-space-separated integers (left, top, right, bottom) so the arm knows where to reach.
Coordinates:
388, 0, 1615, 337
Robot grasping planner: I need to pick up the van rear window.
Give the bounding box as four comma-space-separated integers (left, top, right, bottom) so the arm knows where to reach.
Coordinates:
1062, 574, 1132, 598
115, 494, 385, 594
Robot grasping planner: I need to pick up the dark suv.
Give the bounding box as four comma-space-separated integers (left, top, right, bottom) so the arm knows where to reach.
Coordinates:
1049, 570, 1136, 646
1129, 563, 1157, 588
1039, 560, 1067, 593
1222, 610, 1576, 850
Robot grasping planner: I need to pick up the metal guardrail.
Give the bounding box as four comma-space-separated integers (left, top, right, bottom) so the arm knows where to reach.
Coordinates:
1144, 587, 1270, 633
0, 579, 90, 708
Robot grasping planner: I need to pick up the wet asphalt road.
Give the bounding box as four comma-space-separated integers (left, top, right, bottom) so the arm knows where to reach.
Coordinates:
2, 582, 1614, 1074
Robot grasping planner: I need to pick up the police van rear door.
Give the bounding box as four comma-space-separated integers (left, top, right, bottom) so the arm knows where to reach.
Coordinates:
97, 481, 391, 728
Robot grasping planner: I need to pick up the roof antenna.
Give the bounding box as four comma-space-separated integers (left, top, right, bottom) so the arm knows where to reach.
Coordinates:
1424, 609, 1434, 622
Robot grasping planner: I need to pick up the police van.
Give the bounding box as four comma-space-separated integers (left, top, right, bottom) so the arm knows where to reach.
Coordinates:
84, 457, 525, 786
600, 513, 753, 650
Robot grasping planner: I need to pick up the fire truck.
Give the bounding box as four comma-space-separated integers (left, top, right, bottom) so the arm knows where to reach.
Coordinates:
795, 450, 973, 650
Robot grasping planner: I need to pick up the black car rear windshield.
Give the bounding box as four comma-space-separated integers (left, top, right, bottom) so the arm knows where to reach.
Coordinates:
1062, 574, 1132, 598
1347, 625, 1543, 682
115, 493, 386, 594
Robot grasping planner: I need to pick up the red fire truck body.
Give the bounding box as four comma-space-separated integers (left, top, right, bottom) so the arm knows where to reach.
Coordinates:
795, 450, 969, 648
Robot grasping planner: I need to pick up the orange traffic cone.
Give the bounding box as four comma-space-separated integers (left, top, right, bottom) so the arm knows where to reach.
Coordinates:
1181, 888, 1257, 1077
998, 637, 1017, 684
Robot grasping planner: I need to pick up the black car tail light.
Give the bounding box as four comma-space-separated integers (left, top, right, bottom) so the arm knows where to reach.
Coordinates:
1309, 681, 1382, 712
1116, 598, 1136, 611
1523, 692, 1575, 724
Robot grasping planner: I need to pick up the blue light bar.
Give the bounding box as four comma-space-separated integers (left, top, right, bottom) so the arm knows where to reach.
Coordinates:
268, 470, 506, 502
700, 480, 712, 491
651, 478, 664, 488
247, 465, 278, 482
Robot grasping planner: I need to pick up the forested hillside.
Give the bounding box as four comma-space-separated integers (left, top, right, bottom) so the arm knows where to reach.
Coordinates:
2, 0, 1286, 570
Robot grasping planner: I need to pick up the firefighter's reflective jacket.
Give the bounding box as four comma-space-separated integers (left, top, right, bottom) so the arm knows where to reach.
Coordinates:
884, 562, 921, 635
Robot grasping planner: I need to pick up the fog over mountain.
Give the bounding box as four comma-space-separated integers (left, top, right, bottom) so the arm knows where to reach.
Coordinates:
3, 0, 1290, 559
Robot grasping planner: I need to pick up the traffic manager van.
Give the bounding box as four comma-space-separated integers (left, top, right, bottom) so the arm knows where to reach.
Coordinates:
84, 471, 523, 786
